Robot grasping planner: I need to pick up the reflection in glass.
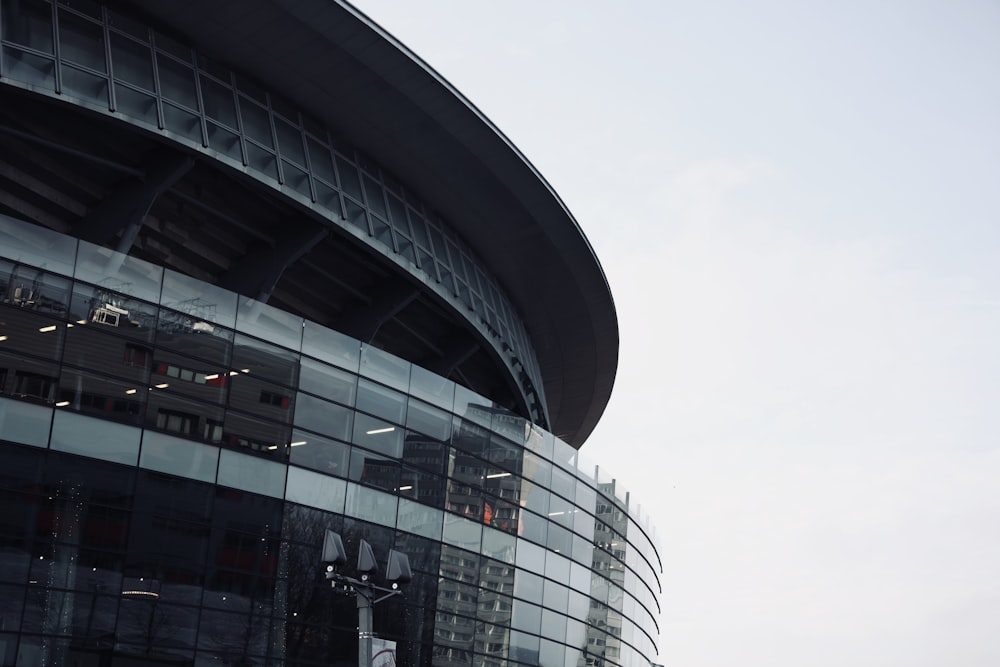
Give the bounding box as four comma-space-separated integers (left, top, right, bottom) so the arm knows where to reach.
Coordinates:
75, 240, 163, 304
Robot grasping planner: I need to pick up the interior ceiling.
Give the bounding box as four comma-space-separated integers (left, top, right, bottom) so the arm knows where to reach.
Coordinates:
0, 88, 524, 416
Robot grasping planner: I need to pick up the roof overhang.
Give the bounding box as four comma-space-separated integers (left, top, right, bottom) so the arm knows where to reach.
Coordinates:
116, 0, 618, 447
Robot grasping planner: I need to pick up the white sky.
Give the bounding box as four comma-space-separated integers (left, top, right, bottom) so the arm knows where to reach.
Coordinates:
350, 2, 1000, 665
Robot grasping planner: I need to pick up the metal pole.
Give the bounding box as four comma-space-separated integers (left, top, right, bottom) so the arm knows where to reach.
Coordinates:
357, 584, 372, 667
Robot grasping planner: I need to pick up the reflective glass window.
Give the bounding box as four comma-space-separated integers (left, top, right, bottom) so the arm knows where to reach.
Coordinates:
349, 446, 400, 492
235, 298, 302, 351
138, 430, 219, 483
301, 319, 359, 371
397, 497, 443, 541
293, 393, 352, 441
298, 356, 356, 405
408, 363, 455, 410
344, 482, 397, 528
56, 367, 145, 426
216, 448, 286, 498
442, 514, 481, 553
110, 31, 154, 90
358, 344, 410, 392
58, 8, 105, 72
50, 409, 140, 465
355, 378, 406, 424
0, 396, 51, 447
162, 269, 238, 329
352, 413, 402, 458
398, 465, 446, 509
288, 430, 349, 477
231, 333, 298, 388
285, 465, 346, 513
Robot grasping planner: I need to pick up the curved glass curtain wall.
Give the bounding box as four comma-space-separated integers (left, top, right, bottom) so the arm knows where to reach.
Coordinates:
0, 0, 548, 427
0, 214, 661, 666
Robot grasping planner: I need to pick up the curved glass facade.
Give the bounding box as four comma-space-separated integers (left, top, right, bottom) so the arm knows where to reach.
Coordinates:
0, 214, 661, 666
0, 0, 548, 427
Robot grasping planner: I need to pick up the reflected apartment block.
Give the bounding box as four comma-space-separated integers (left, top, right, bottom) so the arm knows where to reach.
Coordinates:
0, 1, 662, 666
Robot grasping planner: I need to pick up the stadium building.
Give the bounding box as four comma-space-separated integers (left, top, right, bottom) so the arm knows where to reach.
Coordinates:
0, 1, 662, 665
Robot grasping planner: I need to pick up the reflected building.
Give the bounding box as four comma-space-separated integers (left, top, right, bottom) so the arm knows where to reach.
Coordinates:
0, 1, 662, 665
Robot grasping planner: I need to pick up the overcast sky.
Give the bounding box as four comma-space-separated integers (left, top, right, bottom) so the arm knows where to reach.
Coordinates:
350, 2, 1000, 665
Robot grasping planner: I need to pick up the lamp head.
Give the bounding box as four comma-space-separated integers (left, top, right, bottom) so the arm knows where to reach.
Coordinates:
321, 530, 347, 567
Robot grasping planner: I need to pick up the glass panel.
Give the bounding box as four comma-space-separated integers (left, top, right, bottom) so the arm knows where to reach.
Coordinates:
50, 409, 140, 465
0, 350, 59, 405
216, 448, 286, 498
162, 102, 201, 141
161, 269, 237, 329
358, 344, 410, 392
0, 46, 56, 87
301, 320, 359, 371
145, 389, 225, 444
221, 409, 289, 458
110, 31, 153, 89
407, 363, 455, 411
404, 398, 450, 441
156, 54, 197, 109
1, 0, 53, 53
0, 396, 51, 447
442, 513, 481, 553
285, 465, 346, 513
1, 262, 71, 318
239, 98, 273, 148
231, 332, 298, 388
344, 482, 397, 528
114, 83, 157, 124
349, 447, 399, 492
355, 378, 405, 423
336, 155, 362, 199
397, 497, 442, 541
75, 240, 162, 303
298, 356, 355, 405
235, 298, 302, 351
58, 8, 105, 72
352, 413, 402, 458
293, 393, 352, 441
288, 430, 349, 477
510, 599, 542, 633
199, 73, 237, 126
481, 525, 515, 565
274, 117, 305, 165
56, 367, 145, 426
138, 430, 219, 482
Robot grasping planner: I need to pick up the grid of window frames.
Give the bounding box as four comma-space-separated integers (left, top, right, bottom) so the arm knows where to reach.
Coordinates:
0, 0, 548, 427
0, 216, 662, 666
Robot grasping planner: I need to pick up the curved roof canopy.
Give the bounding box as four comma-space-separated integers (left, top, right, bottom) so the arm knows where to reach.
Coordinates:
114, 0, 618, 447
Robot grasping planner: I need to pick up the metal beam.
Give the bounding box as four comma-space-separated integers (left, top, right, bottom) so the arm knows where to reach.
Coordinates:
218, 221, 329, 303
337, 280, 420, 344
76, 148, 194, 249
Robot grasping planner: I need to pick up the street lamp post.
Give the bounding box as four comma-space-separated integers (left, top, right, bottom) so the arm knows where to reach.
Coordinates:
321, 529, 412, 667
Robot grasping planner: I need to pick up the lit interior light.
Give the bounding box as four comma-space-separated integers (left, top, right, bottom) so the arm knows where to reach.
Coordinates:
121, 591, 159, 599
76, 319, 88, 325
267, 445, 278, 451
155, 383, 169, 389
229, 371, 239, 376
38, 325, 57, 333
66, 323, 73, 328
486, 472, 511, 479
125, 389, 137, 395
240, 368, 250, 374
0, 335, 7, 341
290, 440, 307, 447
398, 485, 413, 491
548, 511, 566, 516
366, 426, 395, 435
205, 373, 219, 380
55, 401, 70, 407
